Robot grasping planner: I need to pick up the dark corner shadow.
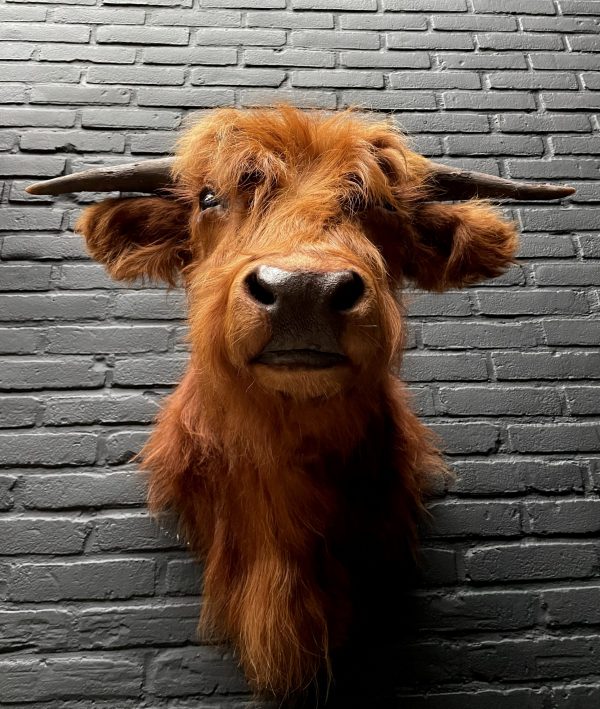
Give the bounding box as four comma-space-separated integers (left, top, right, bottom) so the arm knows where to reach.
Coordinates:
276, 552, 426, 709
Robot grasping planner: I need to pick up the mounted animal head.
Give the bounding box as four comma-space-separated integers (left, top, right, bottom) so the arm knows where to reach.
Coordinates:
28, 106, 574, 698
27, 106, 573, 404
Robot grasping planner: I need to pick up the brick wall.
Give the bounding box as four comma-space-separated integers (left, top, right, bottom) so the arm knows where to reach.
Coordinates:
0, 0, 599, 706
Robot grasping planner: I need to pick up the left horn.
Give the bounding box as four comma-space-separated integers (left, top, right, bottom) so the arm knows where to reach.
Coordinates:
426, 161, 575, 201
25, 157, 175, 196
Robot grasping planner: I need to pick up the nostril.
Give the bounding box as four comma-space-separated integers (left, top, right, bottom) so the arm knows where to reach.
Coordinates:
330, 271, 365, 312
245, 269, 276, 306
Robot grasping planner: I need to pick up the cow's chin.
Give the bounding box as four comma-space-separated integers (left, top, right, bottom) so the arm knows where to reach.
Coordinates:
250, 359, 355, 400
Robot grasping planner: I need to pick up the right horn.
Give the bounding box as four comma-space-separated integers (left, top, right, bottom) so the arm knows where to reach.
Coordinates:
426, 161, 576, 201
25, 157, 176, 196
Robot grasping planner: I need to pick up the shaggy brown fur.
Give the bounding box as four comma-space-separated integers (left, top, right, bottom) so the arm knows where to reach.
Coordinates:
76, 106, 518, 698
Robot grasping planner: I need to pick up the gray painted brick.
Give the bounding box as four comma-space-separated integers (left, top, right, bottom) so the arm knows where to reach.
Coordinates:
466, 542, 598, 583
2, 4, 600, 705
20, 469, 146, 509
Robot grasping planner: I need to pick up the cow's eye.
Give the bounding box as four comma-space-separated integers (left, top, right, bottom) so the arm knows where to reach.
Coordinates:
199, 187, 220, 211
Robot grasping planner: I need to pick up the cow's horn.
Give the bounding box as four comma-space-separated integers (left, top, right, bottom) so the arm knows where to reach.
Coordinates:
426, 161, 575, 201
25, 157, 175, 196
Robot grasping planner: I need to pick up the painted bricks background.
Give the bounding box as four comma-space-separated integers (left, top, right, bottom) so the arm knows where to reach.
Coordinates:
0, 0, 599, 706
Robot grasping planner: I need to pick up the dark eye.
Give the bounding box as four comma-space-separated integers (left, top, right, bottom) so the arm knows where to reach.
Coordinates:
199, 187, 220, 211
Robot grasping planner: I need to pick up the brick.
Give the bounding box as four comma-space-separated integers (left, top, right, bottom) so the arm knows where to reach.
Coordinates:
148, 9, 240, 25
0, 396, 41, 428
0, 43, 36, 61
196, 28, 286, 46
534, 264, 600, 286
0, 23, 90, 43
429, 422, 500, 455
0, 328, 43, 354
341, 13, 426, 30
543, 92, 600, 110
520, 208, 599, 231
0, 608, 72, 652
47, 326, 170, 354
397, 113, 489, 133
97, 25, 189, 45
498, 113, 591, 133
451, 459, 585, 496
476, 290, 589, 315
2, 235, 89, 260
466, 542, 598, 583
523, 16, 600, 33
544, 586, 600, 626
438, 53, 527, 70
531, 53, 600, 71
0, 432, 97, 465
0, 294, 110, 322
192, 67, 285, 86
20, 469, 146, 509
385, 0, 467, 10
88, 66, 185, 85
0, 358, 105, 391
444, 92, 536, 111
552, 135, 600, 155
565, 386, 600, 415
2, 557, 155, 601
568, 35, 600, 51
388, 32, 474, 50
508, 423, 600, 453
114, 291, 186, 319
293, 0, 376, 7
76, 601, 199, 648
20, 130, 125, 153
164, 558, 203, 595
0, 264, 52, 291
560, 0, 600, 12
137, 88, 235, 107
0, 655, 144, 702
415, 589, 536, 631
0, 6, 48, 21
493, 352, 600, 380
445, 134, 543, 156
82, 109, 180, 130
391, 72, 480, 90
0, 63, 80, 83
104, 430, 149, 465
472, 0, 554, 10
479, 33, 563, 50
202, 0, 283, 5
0, 208, 63, 231
113, 356, 188, 387
341, 90, 436, 110
434, 15, 517, 31
0, 84, 26, 104
292, 70, 383, 88
489, 71, 578, 90
40, 45, 136, 63
424, 322, 540, 350
31, 85, 131, 105
400, 353, 488, 382
90, 512, 177, 552
245, 48, 335, 68
341, 50, 429, 68
0, 157, 66, 178
143, 47, 237, 64
524, 499, 600, 535
579, 233, 600, 257
438, 386, 561, 416
45, 393, 159, 426
418, 547, 458, 585
292, 30, 380, 49
248, 11, 333, 28
147, 646, 247, 697
518, 235, 575, 259
0, 517, 88, 555
51, 7, 146, 23
425, 501, 520, 537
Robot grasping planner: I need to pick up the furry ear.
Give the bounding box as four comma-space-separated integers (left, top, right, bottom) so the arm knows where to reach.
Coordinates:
76, 196, 190, 285
402, 201, 518, 291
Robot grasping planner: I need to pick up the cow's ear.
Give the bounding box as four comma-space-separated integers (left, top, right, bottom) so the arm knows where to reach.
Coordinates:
402, 201, 518, 291
76, 196, 190, 286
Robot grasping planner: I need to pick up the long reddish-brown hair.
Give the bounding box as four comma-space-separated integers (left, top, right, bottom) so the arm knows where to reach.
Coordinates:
76, 106, 518, 697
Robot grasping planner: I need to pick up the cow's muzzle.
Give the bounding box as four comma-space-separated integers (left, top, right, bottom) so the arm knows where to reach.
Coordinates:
247, 265, 365, 368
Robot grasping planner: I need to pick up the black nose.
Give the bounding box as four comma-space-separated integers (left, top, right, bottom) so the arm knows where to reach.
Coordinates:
245, 265, 366, 366
245, 266, 365, 313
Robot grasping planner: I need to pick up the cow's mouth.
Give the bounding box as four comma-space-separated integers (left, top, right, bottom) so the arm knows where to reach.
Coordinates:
253, 349, 348, 369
